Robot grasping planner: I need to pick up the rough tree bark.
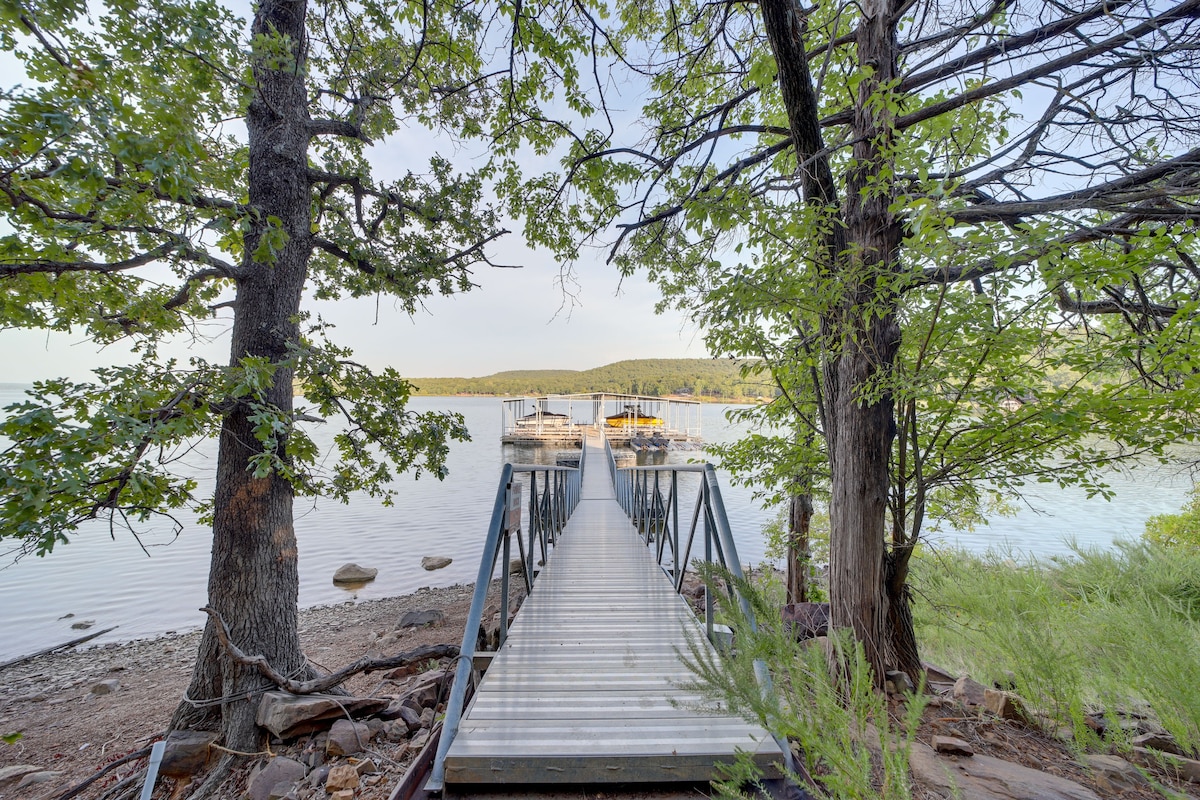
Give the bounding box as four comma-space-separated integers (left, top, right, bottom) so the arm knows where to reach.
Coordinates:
761, 0, 912, 683
170, 0, 314, 751
786, 490, 813, 605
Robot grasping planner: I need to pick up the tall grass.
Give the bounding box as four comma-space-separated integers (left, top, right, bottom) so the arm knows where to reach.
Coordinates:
912, 541, 1200, 753
685, 572, 924, 800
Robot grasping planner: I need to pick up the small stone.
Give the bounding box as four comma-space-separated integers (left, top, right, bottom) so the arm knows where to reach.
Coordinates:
332, 563, 378, 583
364, 774, 383, 786
421, 556, 452, 571
354, 758, 378, 775
509, 558, 525, 574
365, 718, 385, 739
410, 730, 431, 751
306, 765, 330, 788
268, 782, 299, 800
983, 688, 1026, 721
325, 763, 359, 792
1081, 754, 1149, 792
91, 678, 121, 695
248, 756, 306, 800
383, 720, 410, 742
397, 609, 446, 628
331, 791, 355, 800
932, 735, 974, 756
326, 719, 371, 757
419, 707, 434, 727
952, 675, 987, 707
398, 706, 422, 733
71, 620, 95, 630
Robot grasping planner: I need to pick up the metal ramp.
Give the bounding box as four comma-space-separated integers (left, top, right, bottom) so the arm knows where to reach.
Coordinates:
431, 439, 783, 789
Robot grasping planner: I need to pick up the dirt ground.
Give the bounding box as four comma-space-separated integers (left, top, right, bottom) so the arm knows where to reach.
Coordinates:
0, 584, 475, 800
3, 583, 1199, 800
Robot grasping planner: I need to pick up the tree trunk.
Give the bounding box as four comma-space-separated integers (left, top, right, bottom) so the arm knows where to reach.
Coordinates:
171, 0, 313, 751
786, 490, 813, 604
826, 0, 905, 683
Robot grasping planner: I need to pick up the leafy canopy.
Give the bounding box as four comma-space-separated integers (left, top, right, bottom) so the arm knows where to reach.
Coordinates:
0, 0, 508, 557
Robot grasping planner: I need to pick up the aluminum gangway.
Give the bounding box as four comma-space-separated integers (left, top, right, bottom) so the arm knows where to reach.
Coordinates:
426, 436, 784, 791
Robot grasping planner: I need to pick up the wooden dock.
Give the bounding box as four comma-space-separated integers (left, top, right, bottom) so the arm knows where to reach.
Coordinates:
441, 439, 782, 786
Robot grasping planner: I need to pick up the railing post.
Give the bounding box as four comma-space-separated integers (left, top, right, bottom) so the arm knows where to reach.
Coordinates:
672, 471, 680, 584
703, 480, 713, 640
500, 528, 511, 647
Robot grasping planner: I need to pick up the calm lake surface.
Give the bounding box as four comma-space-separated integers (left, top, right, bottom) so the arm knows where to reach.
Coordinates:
0, 386, 1194, 660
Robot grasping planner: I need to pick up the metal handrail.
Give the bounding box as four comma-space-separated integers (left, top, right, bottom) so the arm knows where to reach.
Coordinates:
604, 437, 793, 775
427, 451, 584, 792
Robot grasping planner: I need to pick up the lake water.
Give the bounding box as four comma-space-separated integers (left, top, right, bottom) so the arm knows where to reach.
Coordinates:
0, 386, 1194, 661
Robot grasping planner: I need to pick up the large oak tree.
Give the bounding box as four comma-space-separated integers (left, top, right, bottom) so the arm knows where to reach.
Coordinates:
0, 0, 505, 765
492, 0, 1200, 679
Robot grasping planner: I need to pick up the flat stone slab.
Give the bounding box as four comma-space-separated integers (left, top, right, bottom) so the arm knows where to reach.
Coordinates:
911, 742, 1100, 800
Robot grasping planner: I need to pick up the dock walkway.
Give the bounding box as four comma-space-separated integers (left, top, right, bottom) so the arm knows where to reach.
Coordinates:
441, 439, 782, 786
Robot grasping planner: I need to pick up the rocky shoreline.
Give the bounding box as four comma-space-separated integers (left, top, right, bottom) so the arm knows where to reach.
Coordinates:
0, 584, 475, 800
3, 581, 1199, 800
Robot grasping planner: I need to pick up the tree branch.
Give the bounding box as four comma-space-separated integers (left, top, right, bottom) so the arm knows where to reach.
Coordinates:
201, 606, 458, 694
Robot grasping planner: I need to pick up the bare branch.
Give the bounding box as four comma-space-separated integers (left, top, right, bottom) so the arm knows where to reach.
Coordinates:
202, 606, 458, 694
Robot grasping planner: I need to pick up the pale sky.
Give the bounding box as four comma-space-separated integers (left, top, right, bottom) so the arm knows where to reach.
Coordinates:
0, 30, 710, 385
0, 250, 708, 383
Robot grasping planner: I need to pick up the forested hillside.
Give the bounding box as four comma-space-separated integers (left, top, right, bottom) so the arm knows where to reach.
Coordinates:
409, 358, 770, 399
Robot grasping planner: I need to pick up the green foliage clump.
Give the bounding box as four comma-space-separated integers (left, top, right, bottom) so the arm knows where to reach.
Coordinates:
686, 575, 923, 800
912, 543, 1200, 753
1144, 488, 1200, 550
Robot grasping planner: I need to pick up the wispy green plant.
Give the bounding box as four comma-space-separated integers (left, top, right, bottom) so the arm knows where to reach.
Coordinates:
912, 542, 1200, 754
684, 570, 924, 799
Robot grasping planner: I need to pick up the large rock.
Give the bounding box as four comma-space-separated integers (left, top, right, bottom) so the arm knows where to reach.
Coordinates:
247, 756, 306, 800
952, 675, 988, 707
422, 556, 452, 571
397, 609, 445, 628
256, 692, 389, 739
332, 563, 378, 583
781, 602, 829, 641
326, 719, 372, 757
1131, 731, 1184, 756
910, 742, 1100, 800
160, 730, 218, 777
983, 688, 1027, 721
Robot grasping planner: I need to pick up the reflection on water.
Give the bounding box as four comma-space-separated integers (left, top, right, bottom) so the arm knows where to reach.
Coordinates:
0, 386, 1194, 661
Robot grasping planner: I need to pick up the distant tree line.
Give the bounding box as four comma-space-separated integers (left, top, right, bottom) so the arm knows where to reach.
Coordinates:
410, 358, 771, 400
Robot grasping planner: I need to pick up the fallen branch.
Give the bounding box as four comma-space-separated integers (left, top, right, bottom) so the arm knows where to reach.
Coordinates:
0, 626, 119, 671
52, 744, 154, 800
201, 606, 458, 694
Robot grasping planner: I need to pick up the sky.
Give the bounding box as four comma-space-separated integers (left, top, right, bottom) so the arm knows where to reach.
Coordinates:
0, 21, 711, 384
0, 247, 709, 383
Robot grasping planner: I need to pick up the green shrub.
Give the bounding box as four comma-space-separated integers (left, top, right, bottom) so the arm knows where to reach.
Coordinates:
688, 572, 923, 800
1144, 487, 1200, 550
912, 543, 1200, 753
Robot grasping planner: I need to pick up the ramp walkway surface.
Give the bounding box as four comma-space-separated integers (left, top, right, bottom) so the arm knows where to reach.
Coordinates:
442, 439, 783, 785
